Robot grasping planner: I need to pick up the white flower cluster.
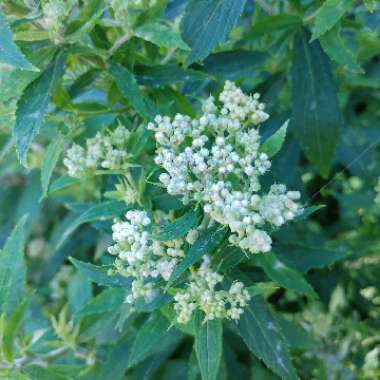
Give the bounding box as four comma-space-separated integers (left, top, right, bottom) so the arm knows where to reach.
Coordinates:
375, 178, 380, 207
174, 256, 250, 324
108, 210, 186, 304
64, 126, 131, 177
148, 81, 302, 254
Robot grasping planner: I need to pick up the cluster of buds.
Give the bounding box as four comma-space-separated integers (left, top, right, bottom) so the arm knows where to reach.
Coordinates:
108, 210, 186, 304
173, 256, 251, 324
148, 81, 302, 254
64, 126, 131, 177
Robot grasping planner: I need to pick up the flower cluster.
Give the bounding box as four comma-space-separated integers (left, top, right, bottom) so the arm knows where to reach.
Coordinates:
148, 81, 302, 254
108, 210, 186, 304
64, 126, 131, 177
174, 256, 251, 324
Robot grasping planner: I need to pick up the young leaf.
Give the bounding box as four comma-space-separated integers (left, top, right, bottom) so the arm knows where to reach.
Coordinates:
41, 133, 66, 198
153, 209, 201, 241
291, 28, 342, 178
55, 200, 130, 250
236, 297, 298, 380
194, 312, 223, 380
14, 51, 65, 166
256, 252, 316, 297
128, 312, 170, 368
2, 297, 30, 362
311, 0, 352, 40
0, 9, 37, 71
109, 62, 153, 119
69, 257, 131, 288
260, 120, 288, 158
0, 216, 27, 316
320, 26, 363, 73
167, 225, 227, 288
181, 0, 247, 64
135, 22, 190, 50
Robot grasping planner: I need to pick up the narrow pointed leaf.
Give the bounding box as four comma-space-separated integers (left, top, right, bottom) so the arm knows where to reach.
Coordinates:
194, 312, 223, 380
14, 51, 65, 166
260, 120, 289, 158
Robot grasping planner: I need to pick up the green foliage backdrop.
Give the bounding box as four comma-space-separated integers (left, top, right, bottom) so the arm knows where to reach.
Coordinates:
0, 0, 379, 379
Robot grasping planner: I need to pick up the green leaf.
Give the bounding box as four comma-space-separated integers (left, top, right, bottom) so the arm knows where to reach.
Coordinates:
256, 252, 316, 297
135, 22, 190, 50
236, 297, 298, 380
0, 216, 27, 316
55, 200, 130, 250
311, 0, 352, 40
275, 244, 349, 273
69, 257, 132, 288
128, 312, 170, 368
320, 25, 363, 73
75, 288, 124, 320
194, 312, 223, 380
68, 272, 92, 315
109, 62, 153, 119
167, 225, 227, 288
0, 9, 37, 71
65, 0, 106, 42
153, 209, 201, 241
41, 133, 66, 198
249, 14, 302, 37
260, 120, 288, 158
291, 28, 342, 178
201, 50, 267, 80
48, 175, 79, 195
14, 51, 65, 166
2, 297, 30, 362
246, 282, 280, 298
181, 0, 247, 64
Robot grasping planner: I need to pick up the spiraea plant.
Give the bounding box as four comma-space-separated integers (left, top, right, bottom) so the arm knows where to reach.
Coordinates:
0, 0, 379, 379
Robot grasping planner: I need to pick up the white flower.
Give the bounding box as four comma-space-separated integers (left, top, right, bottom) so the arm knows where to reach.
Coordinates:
64, 126, 131, 177
149, 81, 302, 254
173, 256, 250, 324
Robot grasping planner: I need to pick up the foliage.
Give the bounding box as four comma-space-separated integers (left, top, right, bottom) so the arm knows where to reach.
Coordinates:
0, 1, 379, 379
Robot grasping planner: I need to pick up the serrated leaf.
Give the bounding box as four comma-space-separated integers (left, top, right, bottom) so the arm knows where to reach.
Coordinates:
0, 216, 27, 316
181, 0, 247, 64
41, 133, 66, 198
55, 200, 130, 250
320, 25, 363, 73
194, 312, 223, 380
128, 312, 170, 368
153, 209, 201, 241
311, 0, 352, 40
0, 9, 37, 71
260, 120, 288, 158
167, 224, 227, 288
236, 297, 298, 380
135, 22, 190, 50
14, 51, 65, 166
109, 62, 153, 119
256, 252, 316, 297
291, 28, 342, 178
69, 257, 132, 288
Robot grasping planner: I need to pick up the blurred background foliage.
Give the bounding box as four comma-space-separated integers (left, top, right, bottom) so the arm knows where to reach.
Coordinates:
0, 0, 379, 379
